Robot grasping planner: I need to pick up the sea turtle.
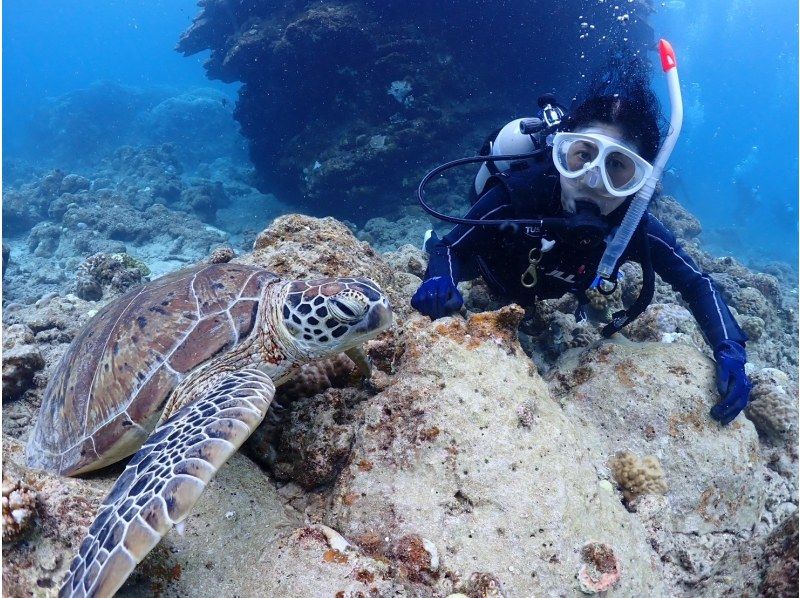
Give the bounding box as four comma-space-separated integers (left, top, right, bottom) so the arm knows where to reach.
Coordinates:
25, 263, 392, 597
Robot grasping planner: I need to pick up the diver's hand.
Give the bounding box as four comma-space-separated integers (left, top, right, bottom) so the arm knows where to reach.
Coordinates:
710, 340, 752, 425
411, 276, 463, 320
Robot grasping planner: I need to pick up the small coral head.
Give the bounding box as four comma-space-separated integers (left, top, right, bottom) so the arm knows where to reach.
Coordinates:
280, 277, 392, 358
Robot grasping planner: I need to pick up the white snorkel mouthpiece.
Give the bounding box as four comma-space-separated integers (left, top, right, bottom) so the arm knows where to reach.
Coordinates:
594, 39, 683, 286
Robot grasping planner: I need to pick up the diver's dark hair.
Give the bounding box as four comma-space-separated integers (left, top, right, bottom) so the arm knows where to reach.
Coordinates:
566, 55, 665, 162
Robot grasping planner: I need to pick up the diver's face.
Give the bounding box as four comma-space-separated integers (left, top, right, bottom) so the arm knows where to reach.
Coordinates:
558, 122, 640, 216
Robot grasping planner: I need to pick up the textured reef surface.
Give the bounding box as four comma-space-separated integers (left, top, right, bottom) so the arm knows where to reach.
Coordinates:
176, 0, 656, 220
3, 215, 797, 596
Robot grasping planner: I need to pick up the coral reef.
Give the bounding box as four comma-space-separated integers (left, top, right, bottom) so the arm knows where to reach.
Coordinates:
20, 82, 242, 173
2, 214, 796, 596
760, 515, 799, 597
650, 194, 703, 240
610, 451, 669, 504
178, 1, 654, 219
2, 149, 241, 304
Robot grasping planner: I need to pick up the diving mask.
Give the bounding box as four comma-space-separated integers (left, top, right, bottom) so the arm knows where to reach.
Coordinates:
552, 131, 654, 197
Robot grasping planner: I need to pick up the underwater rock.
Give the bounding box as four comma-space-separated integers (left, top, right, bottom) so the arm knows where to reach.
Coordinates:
246, 354, 365, 486
649, 194, 702, 240
142, 88, 245, 168
576, 541, 622, 594
2, 243, 9, 277
180, 179, 231, 222
208, 245, 236, 264
244, 214, 412, 319
2, 343, 45, 402
382, 243, 428, 279
259, 387, 364, 490
521, 295, 600, 359
59, 174, 91, 194
2, 324, 45, 402
677, 506, 799, 596
3, 155, 233, 304
27, 222, 62, 258
760, 514, 800, 597
239, 524, 406, 597
551, 340, 764, 536
622, 302, 705, 349
73, 252, 149, 301
1, 440, 109, 595
2, 188, 46, 235
359, 215, 433, 252
178, 1, 654, 219
325, 308, 663, 595
25, 82, 171, 169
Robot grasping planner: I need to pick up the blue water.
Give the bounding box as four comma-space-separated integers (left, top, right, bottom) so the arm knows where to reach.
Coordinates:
650, 0, 799, 267
3, 0, 798, 268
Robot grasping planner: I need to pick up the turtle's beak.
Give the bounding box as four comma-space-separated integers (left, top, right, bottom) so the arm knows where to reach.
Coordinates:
368, 300, 393, 333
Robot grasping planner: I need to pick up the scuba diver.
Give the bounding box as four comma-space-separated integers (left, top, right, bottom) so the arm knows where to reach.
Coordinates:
411, 46, 751, 426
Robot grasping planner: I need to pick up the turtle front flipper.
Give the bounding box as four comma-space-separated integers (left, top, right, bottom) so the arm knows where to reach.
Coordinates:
344, 346, 373, 377
59, 368, 275, 598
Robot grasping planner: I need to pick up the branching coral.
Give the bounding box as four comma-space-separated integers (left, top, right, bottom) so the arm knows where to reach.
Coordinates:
610, 451, 668, 503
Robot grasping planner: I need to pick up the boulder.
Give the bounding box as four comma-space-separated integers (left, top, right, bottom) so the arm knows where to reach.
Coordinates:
325, 308, 664, 596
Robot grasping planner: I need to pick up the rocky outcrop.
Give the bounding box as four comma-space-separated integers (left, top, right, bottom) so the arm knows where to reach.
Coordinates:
325, 308, 664, 595
240, 213, 416, 320
177, 1, 655, 219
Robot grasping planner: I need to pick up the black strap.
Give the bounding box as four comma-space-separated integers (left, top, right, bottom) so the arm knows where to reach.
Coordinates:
601, 222, 655, 337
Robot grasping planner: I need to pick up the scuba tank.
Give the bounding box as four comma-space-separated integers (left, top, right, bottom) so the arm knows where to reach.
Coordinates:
472, 94, 566, 201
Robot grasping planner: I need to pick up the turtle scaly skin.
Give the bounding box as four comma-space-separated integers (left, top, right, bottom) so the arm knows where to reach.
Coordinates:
24, 264, 392, 597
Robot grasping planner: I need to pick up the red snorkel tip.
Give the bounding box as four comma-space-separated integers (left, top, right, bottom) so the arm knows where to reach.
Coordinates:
658, 39, 677, 71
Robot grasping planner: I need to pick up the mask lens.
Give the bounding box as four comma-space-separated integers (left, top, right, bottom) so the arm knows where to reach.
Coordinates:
604, 151, 638, 190
563, 139, 599, 172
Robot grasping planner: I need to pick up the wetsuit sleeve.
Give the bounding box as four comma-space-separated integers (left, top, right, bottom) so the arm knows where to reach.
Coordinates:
424, 184, 513, 284
645, 215, 748, 348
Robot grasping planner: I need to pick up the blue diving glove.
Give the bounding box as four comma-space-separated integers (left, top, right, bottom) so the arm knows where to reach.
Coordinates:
411, 276, 463, 320
710, 340, 752, 425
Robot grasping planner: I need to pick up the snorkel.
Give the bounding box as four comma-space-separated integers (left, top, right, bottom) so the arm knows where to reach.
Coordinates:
593, 39, 683, 290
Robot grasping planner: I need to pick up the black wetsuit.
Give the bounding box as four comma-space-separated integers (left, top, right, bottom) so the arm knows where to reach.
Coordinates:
423, 161, 746, 349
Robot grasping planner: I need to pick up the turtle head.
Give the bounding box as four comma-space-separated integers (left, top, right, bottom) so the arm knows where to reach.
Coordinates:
278, 277, 392, 359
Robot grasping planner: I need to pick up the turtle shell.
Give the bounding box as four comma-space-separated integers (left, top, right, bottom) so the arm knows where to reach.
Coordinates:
26, 263, 278, 476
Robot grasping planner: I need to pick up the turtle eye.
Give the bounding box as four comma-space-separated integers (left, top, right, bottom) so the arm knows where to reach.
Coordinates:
328, 296, 367, 323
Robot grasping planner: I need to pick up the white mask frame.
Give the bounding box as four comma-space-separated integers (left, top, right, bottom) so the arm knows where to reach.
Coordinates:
552, 131, 654, 198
